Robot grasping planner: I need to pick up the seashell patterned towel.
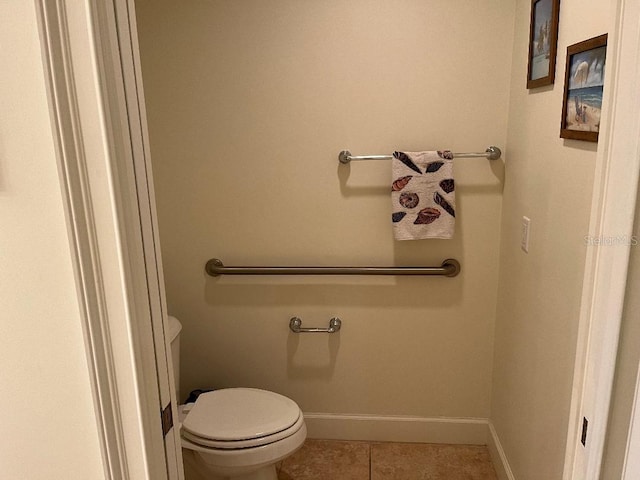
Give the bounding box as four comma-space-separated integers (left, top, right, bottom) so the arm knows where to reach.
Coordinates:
391, 150, 455, 240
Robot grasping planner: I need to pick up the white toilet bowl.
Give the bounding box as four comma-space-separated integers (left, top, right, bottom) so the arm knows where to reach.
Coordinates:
167, 317, 306, 479
178, 388, 306, 480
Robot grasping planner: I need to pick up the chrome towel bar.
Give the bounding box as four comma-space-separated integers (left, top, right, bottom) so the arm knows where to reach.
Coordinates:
289, 317, 342, 334
338, 146, 502, 164
205, 258, 460, 277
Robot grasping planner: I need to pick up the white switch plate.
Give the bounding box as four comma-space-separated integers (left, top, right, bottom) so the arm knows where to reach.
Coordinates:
521, 216, 531, 253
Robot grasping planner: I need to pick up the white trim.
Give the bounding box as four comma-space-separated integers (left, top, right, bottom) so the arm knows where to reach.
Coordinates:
36, 0, 182, 478
303, 413, 488, 445
622, 366, 640, 479
35, 2, 126, 478
487, 422, 516, 480
564, 0, 640, 478
106, 1, 184, 476
304, 414, 517, 476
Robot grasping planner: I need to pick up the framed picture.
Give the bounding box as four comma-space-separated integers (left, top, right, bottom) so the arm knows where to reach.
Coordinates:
560, 34, 608, 142
527, 0, 560, 88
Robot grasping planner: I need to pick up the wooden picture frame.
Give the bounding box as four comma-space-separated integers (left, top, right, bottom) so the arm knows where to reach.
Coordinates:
560, 34, 608, 142
527, 0, 560, 88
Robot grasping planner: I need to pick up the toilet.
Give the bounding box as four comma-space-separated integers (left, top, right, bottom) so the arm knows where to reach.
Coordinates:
167, 316, 306, 480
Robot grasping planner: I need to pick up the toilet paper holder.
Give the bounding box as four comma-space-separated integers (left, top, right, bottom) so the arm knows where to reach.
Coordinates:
289, 317, 342, 334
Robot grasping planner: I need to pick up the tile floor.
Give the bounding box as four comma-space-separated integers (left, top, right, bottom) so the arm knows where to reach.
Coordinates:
278, 439, 498, 480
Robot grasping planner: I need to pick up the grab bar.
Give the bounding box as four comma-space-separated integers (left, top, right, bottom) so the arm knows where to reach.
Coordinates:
338, 146, 502, 164
289, 317, 342, 333
205, 258, 461, 277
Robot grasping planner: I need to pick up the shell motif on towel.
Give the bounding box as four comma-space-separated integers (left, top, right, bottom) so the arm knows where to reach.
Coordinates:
439, 179, 455, 194
399, 192, 420, 209
434, 192, 455, 217
437, 150, 454, 160
425, 161, 444, 173
392, 175, 413, 191
393, 152, 422, 174
392, 212, 407, 223
414, 207, 441, 225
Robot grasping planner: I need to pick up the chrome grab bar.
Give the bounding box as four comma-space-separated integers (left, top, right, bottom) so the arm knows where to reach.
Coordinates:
205, 258, 461, 277
338, 146, 502, 164
289, 317, 342, 334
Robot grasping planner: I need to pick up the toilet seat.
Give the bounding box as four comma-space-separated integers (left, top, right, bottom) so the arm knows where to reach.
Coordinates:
182, 411, 304, 449
181, 388, 302, 450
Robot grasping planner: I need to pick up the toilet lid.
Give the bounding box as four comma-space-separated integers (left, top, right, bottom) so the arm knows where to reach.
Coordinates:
181, 388, 301, 441
181, 411, 304, 449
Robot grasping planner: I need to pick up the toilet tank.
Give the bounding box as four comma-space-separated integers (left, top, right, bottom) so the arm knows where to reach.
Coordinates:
167, 315, 182, 399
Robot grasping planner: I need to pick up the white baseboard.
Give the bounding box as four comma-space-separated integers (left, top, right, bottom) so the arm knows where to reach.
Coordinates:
303, 412, 489, 445
487, 421, 516, 480
304, 413, 515, 477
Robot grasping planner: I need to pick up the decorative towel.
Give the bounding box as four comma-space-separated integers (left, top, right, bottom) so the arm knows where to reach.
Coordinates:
391, 150, 456, 240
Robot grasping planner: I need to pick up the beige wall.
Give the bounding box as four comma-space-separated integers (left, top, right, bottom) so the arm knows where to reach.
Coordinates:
0, 3, 104, 479
136, 0, 514, 417
491, 0, 611, 479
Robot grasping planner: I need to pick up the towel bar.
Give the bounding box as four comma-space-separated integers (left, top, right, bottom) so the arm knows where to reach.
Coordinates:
338, 146, 501, 164
289, 317, 342, 334
205, 258, 460, 277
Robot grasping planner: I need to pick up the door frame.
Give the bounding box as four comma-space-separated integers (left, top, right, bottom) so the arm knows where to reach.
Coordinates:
35, 1, 183, 479
563, 0, 640, 478
37, 0, 640, 478
622, 367, 640, 478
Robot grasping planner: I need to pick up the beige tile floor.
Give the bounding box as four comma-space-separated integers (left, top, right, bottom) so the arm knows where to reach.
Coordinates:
278, 439, 498, 480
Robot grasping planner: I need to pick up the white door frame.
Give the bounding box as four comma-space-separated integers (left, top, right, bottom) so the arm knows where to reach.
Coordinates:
621, 367, 640, 478
563, 0, 640, 478
36, 0, 183, 479
37, 0, 640, 478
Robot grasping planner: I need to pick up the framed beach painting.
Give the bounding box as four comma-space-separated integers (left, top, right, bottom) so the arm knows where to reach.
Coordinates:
560, 34, 608, 142
526, 0, 560, 88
